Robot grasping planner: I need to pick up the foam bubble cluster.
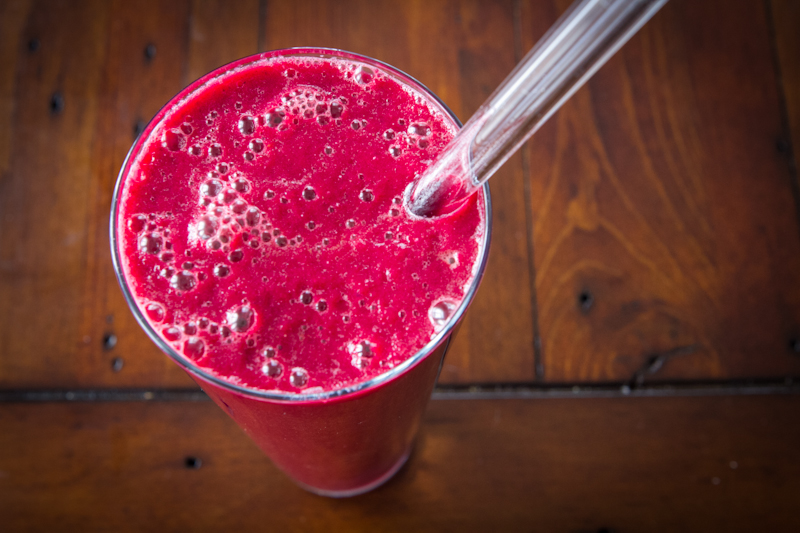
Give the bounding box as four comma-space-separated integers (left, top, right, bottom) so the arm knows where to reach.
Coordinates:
120, 54, 483, 395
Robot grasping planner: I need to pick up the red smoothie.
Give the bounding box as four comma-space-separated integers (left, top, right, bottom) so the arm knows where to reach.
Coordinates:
112, 49, 490, 495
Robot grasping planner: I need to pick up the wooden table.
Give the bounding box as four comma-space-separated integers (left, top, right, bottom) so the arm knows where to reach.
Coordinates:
2, 0, 800, 530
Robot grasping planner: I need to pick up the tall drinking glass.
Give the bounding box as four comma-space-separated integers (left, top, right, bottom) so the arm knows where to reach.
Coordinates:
111, 49, 491, 497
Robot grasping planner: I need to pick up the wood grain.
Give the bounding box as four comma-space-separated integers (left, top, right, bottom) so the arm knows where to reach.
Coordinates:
186, 0, 260, 83
0, 0, 117, 387
772, 0, 800, 200
0, 1, 32, 179
2, 395, 799, 531
522, 0, 800, 383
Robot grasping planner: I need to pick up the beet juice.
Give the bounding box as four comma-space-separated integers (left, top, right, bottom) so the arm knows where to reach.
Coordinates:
112, 49, 490, 496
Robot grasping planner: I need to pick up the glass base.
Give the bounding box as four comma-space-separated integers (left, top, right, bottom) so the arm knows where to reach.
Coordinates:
295, 447, 412, 498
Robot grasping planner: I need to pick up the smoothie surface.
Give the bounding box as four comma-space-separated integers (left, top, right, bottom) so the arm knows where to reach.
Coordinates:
117, 53, 485, 394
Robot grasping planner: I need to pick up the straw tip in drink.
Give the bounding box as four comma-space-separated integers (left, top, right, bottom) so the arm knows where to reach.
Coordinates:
403, 178, 468, 219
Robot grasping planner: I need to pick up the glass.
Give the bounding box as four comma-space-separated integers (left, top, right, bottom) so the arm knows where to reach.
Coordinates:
110, 48, 492, 497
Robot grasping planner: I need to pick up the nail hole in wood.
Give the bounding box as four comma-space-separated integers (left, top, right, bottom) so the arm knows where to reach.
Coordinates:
133, 119, 146, 139
185, 456, 202, 469
144, 43, 157, 61
578, 290, 593, 312
111, 357, 124, 372
28, 39, 40, 52
103, 333, 117, 351
789, 338, 800, 354
50, 92, 64, 114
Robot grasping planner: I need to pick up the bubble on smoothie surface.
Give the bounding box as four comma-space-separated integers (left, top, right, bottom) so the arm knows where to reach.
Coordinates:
163, 326, 182, 341
217, 188, 237, 205
230, 198, 247, 215
249, 139, 264, 153
128, 214, 147, 233
354, 66, 373, 84
162, 129, 186, 151
213, 264, 230, 277
145, 302, 165, 322
359, 189, 374, 202
139, 233, 162, 255
428, 300, 456, 331
226, 305, 254, 332
265, 108, 284, 127
233, 177, 250, 193
196, 215, 219, 240
200, 179, 223, 198
302, 186, 316, 200
245, 207, 260, 226
170, 270, 197, 292
408, 122, 429, 137
184, 338, 205, 359
238, 115, 256, 135
290, 367, 309, 388
444, 252, 459, 267
348, 340, 375, 369
263, 359, 282, 378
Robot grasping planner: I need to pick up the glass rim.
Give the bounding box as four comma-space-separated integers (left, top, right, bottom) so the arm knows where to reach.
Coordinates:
110, 47, 492, 403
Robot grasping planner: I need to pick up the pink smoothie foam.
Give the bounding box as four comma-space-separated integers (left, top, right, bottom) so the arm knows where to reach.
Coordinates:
117, 54, 485, 396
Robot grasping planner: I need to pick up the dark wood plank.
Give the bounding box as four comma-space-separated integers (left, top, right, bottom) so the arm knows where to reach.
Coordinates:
772, 0, 800, 183
2, 395, 799, 531
0, 1, 33, 179
263, 0, 537, 384
522, 0, 800, 383
186, 0, 259, 83
0, 0, 116, 386
0, 0, 200, 388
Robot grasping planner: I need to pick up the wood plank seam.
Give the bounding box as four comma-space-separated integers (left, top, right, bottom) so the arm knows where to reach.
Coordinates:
257, 0, 267, 52
766, 0, 800, 235
513, 0, 545, 381
1, 379, 799, 402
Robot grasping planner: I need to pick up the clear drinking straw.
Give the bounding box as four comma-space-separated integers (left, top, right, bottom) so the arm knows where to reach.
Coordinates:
406, 0, 668, 217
